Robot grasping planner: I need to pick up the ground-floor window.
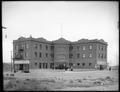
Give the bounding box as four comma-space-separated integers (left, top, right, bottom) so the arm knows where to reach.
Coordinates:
46, 63, 47, 68
77, 63, 80, 66
82, 63, 85, 66
35, 62, 37, 66
39, 63, 41, 68
89, 63, 92, 66
69, 63, 73, 66
14, 64, 29, 72
50, 63, 54, 68
43, 63, 45, 68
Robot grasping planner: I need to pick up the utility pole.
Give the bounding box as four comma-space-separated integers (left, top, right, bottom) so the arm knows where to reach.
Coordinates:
11, 51, 13, 72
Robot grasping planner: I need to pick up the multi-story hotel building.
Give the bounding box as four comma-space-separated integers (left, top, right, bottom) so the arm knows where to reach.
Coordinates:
13, 36, 108, 72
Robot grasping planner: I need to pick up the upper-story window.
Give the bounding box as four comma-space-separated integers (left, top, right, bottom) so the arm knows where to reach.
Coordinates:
83, 46, 86, 50
101, 46, 103, 51
89, 45, 92, 50
104, 46, 107, 51
26, 44, 29, 49
51, 53, 54, 58
77, 53, 80, 58
104, 54, 106, 59
51, 46, 54, 50
89, 53, 92, 58
99, 45, 100, 50
46, 53, 48, 57
26, 53, 28, 58
101, 54, 103, 59
83, 54, 85, 58
14, 45, 16, 50
46, 45, 48, 50
69, 46, 73, 51
98, 53, 100, 58
39, 52, 41, 58
77, 46, 80, 50
25, 52, 26, 58
39, 44, 42, 49
35, 52, 37, 57
69, 53, 73, 58
15, 45, 18, 50
21, 44, 24, 49
34, 44, 38, 49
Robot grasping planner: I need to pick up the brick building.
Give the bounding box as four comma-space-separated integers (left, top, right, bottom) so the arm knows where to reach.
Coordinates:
13, 36, 108, 72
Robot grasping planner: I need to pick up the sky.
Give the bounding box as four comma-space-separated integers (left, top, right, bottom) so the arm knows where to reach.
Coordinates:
2, 1, 119, 66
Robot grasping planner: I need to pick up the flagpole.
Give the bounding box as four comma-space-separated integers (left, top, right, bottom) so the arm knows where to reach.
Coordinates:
61, 24, 63, 38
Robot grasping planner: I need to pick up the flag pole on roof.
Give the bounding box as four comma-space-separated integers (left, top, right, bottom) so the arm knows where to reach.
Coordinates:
60, 24, 63, 38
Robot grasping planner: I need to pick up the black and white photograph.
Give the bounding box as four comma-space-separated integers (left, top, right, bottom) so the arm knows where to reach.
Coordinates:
2, 1, 119, 91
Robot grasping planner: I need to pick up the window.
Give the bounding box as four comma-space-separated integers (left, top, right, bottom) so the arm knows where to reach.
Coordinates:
69, 53, 73, 58
89, 45, 92, 50
35, 62, 37, 66
83, 46, 85, 50
69, 46, 73, 51
39, 52, 41, 57
69, 63, 73, 66
50, 63, 52, 68
101, 46, 103, 51
104, 47, 106, 51
51, 46, 54, 50
39, 44, 42, 49
26, 53, 28, 58
104, 54, 106, 59
77, 46, 80, 50
51, 53, 54, 58
77, 53, 80, 58
98, 53, 100, 58
101, 54, 103, 59
43, 63, 45, 68
14, 45, 16, 50
35, 52, 37, 57
34, 44, 38, 49
89, 53, 92, 58
21, 44, 24, 49
46, 45, 48, 50
25, 52, 26, 58
16, 45, 18, 50
83, 54, 85, 58
77, 63, 80, 66
26, 44, 29, 49
82, 63, 85, 66
46, 63, 47, 68
89, 63, 92, 66
50, 63, 54, 68
46, 53, 48, 57
39, 63, 41, 68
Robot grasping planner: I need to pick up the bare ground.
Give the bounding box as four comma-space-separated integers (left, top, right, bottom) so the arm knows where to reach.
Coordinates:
3, 69, 119, 91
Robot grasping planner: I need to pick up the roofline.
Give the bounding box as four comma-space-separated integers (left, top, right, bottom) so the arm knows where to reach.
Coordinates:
13, 37, 108, 45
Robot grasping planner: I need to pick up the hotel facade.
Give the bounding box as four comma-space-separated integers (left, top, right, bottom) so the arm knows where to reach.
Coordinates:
13, 36, 108, 72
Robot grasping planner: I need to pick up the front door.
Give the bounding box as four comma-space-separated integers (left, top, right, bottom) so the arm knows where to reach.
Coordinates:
19, 64, 23, 70
100, 65, 103, 70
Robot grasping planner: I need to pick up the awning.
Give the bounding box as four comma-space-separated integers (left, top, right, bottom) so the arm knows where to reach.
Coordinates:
14, 60, 29, 64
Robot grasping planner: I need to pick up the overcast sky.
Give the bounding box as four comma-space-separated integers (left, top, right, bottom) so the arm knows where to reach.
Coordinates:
2, 1, 119, 66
